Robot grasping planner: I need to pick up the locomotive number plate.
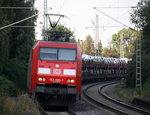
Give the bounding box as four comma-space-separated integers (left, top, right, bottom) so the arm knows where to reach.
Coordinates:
49, 78, 64, 83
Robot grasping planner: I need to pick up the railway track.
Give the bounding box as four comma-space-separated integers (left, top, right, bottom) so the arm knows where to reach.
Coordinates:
40, 107, 77, 115
43, 111, 76, 115
99, 82, 150, 115
83, 81, 150, 115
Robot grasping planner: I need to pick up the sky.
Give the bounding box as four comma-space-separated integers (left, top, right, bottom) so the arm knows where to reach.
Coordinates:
34, 0, 140, 47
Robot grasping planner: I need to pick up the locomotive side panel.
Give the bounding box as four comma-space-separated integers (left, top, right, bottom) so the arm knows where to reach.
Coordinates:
28, 42, 39, 94
76, 45, 82, 96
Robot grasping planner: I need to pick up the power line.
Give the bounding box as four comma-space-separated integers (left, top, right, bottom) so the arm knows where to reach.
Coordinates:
93, 7, 134, 30
93, 6, 137, 9
0, 7, 46, 9
0, 7, 34, 9
10, 26, 43, 28
10, 26, 36, 28
0, 12, 43, 30
58, 0, 67, 13
85, 25, 125, 29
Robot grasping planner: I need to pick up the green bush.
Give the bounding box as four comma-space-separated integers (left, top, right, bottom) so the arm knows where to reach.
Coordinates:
0, 75, 17, 96
143, 77, 150, 97
0, 96, 6, 113
126, 58, 136, 87
3, 58, 27, 90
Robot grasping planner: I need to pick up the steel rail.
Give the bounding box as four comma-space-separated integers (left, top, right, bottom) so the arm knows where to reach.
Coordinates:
39, 107, 48, 115
39, 106, 77, 115
83, 82, 128, 115
99, 82, 150, 115
67, 110, 77, 115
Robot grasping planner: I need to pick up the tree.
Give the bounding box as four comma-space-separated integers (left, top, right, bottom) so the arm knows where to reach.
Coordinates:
102, 47, 118, 57
84, 35, 95, 55
127, 0, 150, 89
77, 35, 95, 55
110, 33, 120, 57
111, 28, 137, 58
8, 0, 38, 60
0, 0, 11, 74
46, 23, 75, 42
0, 0, 37, 92
77, 39, 86, 54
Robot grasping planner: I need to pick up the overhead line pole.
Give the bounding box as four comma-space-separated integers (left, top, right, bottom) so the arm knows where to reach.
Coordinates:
95, 15, 100, 56
136, 30, 142, 91
43, 0, 48, 40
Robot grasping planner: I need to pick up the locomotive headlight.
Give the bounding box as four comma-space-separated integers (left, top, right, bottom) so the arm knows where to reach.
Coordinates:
43, 78, 46, 81
67, 79, 74, 83
38, 78, 43, 81
38, 77, 46, 81
67, 79, 71, 83
71, 80, 74, 83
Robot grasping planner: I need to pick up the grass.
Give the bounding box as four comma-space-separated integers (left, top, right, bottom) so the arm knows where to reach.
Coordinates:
116, 90, 134, 101
115, 83, 145, 102
0, 95, 41, 115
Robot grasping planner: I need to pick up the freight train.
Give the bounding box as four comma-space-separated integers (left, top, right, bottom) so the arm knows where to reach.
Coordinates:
27, 41, 128, 106
82, 54, 128, 82
27, 41, 82, 106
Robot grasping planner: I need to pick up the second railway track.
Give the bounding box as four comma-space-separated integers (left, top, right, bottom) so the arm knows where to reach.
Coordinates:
83, 81, 150, 115
41, 108, 77, 115
99, 82, 150, 115
39, 105, 77, 115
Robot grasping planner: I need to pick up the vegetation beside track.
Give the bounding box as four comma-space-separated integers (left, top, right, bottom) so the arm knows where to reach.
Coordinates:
0, 95, 40, 115
115, 83, 139, 102
125, 0, 150, 96
115, 81, 150, 102
0, 1, 41, 113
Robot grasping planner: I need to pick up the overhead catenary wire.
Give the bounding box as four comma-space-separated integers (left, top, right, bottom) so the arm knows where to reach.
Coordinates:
0, 7, 45, 9
85, 25, 125, 29
93, 7, 134, 30
0, 7, 34, 9
58, 0, 67, 13
0, 12, 43, 30
10, 25, 43, 28
93, 6, 137, 9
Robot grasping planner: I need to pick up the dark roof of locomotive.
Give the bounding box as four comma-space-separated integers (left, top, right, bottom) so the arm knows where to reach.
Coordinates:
32, 40, 78, 49
38, 40, 77, 44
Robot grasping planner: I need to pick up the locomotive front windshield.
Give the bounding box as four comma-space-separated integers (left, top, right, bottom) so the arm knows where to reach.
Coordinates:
40, 47, 76, 61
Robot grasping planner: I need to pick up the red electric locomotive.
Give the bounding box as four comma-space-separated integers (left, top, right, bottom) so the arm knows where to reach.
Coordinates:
27, 41, 82, 106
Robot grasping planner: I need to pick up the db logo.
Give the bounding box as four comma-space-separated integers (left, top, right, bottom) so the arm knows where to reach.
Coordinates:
53, 69, 61, 74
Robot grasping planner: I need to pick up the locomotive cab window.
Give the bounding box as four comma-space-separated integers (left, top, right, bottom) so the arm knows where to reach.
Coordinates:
39, 47, 76, 61
40, 47, 57, 60
58, 49, 76, 61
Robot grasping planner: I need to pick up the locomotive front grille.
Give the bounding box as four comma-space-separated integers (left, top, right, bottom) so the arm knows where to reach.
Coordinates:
35, 84, 76, 95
